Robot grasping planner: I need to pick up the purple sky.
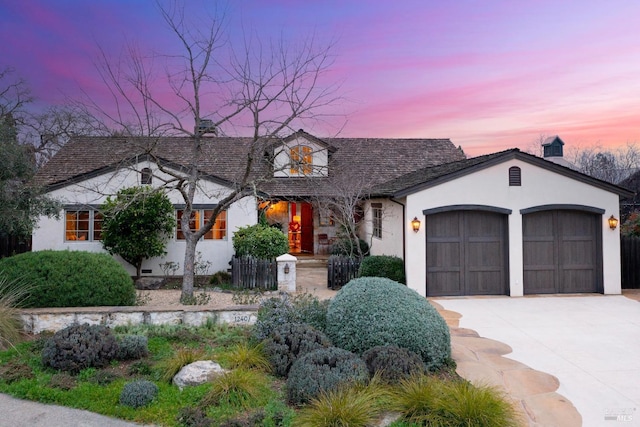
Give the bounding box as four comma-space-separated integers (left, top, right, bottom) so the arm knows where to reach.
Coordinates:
2, 0, 640, 156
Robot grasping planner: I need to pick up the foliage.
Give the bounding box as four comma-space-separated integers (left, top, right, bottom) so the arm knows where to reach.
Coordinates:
232, 224, 289, 259
116, 335, 149, 360
0, 99, 59, 238
286, 347, 369, 405
41, 324, 119, 374
330, 237, 370, 258
0, 274, 30, 350
390, 375, 522, 427
325, 277, 451, 371
176, 406, 212, 427
119, 380, 159, 408
218, 342, 271, 372
48, 372, 77, 390
252, 293, 328, 342
0, 250, 136, 308
158, 348, 206, 383
263, 322, 332, 377
202, 369, 270, 409
362, 345, 426, 384
0, 359, 34, 383
621, 211, 640, 237
295, 377, 389, 427
100, 186, 174, 278
180, 290, 212, 306
210, 270, 232, 287
359, 255, 406, 284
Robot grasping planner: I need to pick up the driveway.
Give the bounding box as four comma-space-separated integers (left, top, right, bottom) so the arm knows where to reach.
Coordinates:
434, 295, 640, 427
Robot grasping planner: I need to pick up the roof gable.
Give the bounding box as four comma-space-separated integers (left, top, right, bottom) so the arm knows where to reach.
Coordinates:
377, 149, 633, 198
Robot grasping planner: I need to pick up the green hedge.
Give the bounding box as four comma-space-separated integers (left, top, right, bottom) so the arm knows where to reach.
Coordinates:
359, 255, 405, 284
325, 277, 451, 371
0, 250, 136, 308
232, 224, 289, 259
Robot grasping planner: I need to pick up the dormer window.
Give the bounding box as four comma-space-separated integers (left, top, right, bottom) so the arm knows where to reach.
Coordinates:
141, 167, 153, 185
290, 145, 312, 175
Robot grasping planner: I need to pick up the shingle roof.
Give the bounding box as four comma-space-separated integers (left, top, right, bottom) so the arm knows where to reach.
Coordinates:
35, 134, 466, 197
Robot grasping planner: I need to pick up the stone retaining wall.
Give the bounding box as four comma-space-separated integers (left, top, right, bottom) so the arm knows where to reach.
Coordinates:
20, 305, 259, 334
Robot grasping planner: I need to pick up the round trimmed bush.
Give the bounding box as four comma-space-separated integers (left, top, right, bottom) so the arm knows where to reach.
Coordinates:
42, 323, 119, 373
252, 293, 329, 341
0, 250, 135, 308
286, 347, 368, 404
362, 345, 426, 383
232, 224, 289, 259
359, 255, 406, 284
116, 335, 149, 360
263, 323, 332, 377
119, 380, 158, 408
325, 277, 450, 371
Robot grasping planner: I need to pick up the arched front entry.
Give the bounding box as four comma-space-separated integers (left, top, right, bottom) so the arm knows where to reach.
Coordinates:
424, 206, 510, 297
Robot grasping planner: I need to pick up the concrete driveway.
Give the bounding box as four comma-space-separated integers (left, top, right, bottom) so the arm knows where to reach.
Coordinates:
434, 295, 640, 427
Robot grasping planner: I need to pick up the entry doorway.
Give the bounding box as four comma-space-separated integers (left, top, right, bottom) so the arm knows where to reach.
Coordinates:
262, 201, 314, 254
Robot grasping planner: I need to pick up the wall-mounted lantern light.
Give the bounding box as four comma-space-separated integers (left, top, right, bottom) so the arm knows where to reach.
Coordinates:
608, 215, 619, 230
284, 263, 290, 274
411, 217, 421, 233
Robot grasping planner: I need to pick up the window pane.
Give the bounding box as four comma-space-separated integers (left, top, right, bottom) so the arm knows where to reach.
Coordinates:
93, 212, 103, 240
203, 210, 227, 240
176, 210, 202, 239
65, 210, 90, 241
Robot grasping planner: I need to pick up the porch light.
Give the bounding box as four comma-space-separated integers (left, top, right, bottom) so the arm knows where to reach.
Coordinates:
284, 263, 290, 274
411, 217, 421, 233
608, 215, 619, 230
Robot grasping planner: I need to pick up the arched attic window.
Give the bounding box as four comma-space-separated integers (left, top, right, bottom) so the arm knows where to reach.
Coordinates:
141, 167, 153, 185
509, 166, 521, 186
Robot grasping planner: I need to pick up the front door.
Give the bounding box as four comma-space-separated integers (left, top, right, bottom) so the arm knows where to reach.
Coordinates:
288, 202, 314, 254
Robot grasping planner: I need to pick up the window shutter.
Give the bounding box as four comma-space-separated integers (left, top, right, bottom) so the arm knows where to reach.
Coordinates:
509, 166, 521, 186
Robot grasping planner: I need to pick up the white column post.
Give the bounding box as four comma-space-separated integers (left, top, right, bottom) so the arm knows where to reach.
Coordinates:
277, 253, 297, 293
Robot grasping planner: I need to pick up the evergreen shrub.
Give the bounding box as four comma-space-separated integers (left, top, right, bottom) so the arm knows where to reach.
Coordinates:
41, 323, 119, 373
286, 347, 368, 404
359, 255, 406, 284
116, 335, 149, 360
362, 345, 426, 383
252, 293, 328, 341
325, 277, 451, 371
232, 224, 288, 259
119, 380, 158, 408
0, 250, 136, 307
263, 322, 332, 377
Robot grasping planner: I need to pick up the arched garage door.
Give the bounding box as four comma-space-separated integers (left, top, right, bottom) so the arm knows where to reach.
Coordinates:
523, 209, 603, 294
426, 209, 509, 296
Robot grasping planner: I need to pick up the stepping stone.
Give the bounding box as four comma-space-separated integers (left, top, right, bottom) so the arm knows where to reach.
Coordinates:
454, 336, 513, 356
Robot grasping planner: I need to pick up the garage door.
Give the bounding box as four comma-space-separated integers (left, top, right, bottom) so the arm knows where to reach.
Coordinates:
426, 210, 508, 296
523, 210, 602, 294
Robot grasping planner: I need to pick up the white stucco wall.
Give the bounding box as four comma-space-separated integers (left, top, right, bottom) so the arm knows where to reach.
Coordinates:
32, 161, 257, 276
403, 158, 622, 297
364, 199, 404, 258
273, 137, 329, 177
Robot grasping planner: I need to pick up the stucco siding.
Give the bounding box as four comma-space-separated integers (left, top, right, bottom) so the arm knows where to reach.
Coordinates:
404, 159, 621, 297
32, 161, 257, 276
365, 199, 404, 258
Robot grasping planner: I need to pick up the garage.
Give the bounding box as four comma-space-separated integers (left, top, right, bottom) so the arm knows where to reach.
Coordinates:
425, 208, 509, 297
522, 208, 603, 294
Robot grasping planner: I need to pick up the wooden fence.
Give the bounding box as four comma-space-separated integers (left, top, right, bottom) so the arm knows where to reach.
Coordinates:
0, 235, 31, 259
621, 236, 640, 289
327, 255, 361, 290
230, 256, 277, 290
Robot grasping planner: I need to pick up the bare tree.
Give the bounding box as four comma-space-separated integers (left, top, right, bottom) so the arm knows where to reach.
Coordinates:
567, 142, 640, 184
82, 1, 340, 301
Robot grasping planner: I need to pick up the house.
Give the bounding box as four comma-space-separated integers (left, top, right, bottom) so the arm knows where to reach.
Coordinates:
32, 131, 631, 297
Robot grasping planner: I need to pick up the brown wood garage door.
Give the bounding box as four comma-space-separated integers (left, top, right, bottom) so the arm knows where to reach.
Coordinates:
426, 210, 508, 296
523, 210, 602, 294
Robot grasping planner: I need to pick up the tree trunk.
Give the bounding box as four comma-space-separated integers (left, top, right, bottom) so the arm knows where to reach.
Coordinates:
135, 262, 142, 280
181, 234, 197, 301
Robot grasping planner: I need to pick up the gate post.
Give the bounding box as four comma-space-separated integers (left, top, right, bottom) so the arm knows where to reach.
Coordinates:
277, 253, 297, 293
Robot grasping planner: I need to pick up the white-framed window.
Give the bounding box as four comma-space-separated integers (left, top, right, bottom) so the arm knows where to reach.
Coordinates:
372, 203, 382, 239
176, 209, 227, 240
65, 209, 103, 241
141, 167, 153, 185
290, 145, 313, 175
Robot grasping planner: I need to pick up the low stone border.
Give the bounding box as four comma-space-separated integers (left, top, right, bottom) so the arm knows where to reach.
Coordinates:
20, 305, 259, 334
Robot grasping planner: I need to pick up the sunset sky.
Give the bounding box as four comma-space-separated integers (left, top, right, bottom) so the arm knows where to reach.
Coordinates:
1, 0, 639, 156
